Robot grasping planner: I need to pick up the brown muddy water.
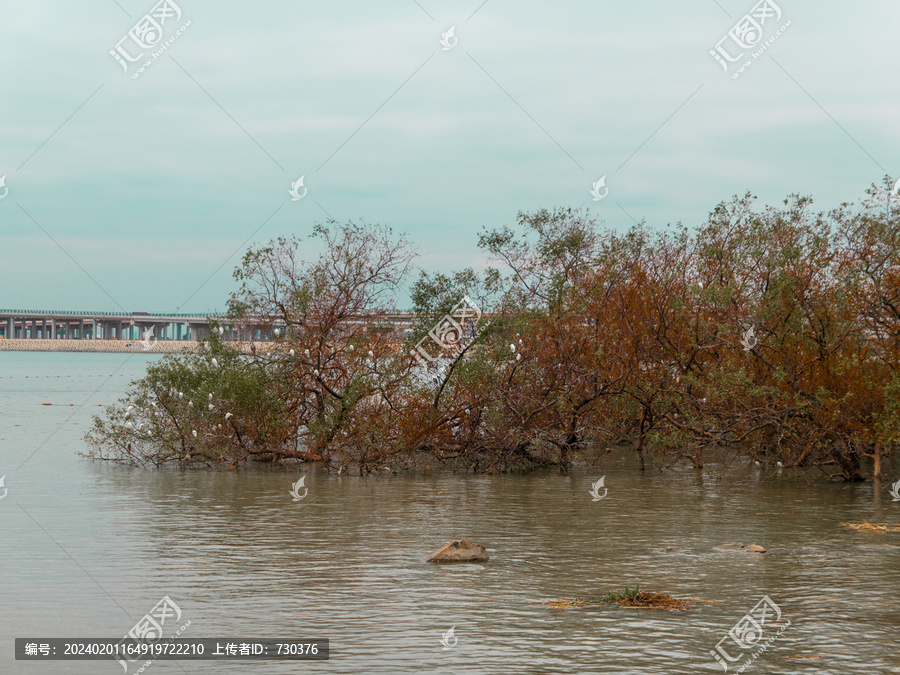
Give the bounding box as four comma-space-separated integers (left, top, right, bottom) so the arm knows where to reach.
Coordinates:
1, 352, 899, 673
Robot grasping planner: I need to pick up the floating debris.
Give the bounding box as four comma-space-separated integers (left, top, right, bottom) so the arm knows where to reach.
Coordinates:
841, 522, 900, 532
545, 587, 691, 611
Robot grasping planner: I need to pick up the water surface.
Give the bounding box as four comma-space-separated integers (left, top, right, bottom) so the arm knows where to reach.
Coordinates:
1, 352, 899, 673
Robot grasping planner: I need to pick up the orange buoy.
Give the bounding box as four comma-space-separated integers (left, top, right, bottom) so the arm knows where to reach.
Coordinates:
42, 402, 52, 406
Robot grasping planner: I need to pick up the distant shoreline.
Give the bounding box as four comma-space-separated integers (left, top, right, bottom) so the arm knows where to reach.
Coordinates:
0, 338, 201, 353
0, 338, 270, 354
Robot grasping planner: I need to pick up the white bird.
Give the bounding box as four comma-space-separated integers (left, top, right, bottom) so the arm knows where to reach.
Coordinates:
211, 358, 218, 368
313, 369, 319, 377
208, 393, 213, 401
178, 391, 183, 399
124, 409, 131, 417
304, 349, 310, 357
125, 421, 133, 428
188, 401, 193, 408
368, 351, 374, 358
192, 429, 197, 437
777, 461, 783, 468
510, 344, 516, 352
349, 345, 355, 351
516, 353, 522, 361
225, 413, 233, 421
208, 404, 214, 411
218, 326, 224, 336
289, 349, 295, 356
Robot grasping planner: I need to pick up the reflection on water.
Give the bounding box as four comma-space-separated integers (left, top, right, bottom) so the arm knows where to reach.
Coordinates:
1, 353, 899, 673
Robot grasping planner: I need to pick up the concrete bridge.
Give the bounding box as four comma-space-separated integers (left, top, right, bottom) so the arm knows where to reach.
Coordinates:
0, 309, 418, 342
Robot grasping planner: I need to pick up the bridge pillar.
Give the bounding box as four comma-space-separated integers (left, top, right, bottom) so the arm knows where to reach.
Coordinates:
6, 317, 12, 339
49, 318, 55, 340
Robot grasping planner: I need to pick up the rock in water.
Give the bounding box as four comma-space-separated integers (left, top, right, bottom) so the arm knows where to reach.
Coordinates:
426, 539, 489, 563
746, 545, 766, 553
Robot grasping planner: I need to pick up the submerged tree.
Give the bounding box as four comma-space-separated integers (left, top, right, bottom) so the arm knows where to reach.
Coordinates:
84, 184, 900, 479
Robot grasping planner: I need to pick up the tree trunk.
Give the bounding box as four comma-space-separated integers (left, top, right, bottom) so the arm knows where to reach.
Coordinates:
874, 441, 882, 478
832, 442, 866, 481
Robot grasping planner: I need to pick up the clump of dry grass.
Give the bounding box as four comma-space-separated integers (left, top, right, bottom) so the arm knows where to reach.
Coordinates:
840, 522, 900, 532
545, 586, 691, 611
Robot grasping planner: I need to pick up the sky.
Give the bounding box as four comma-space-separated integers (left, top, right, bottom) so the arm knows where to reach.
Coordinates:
1, 0, 898, 313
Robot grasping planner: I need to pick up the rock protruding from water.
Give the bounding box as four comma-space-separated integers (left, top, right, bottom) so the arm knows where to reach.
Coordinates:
426, 539, 489, 563
714, 542, 766, 553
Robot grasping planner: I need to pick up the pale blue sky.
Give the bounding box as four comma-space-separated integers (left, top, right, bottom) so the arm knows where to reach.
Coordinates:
1, 0, 897, 312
